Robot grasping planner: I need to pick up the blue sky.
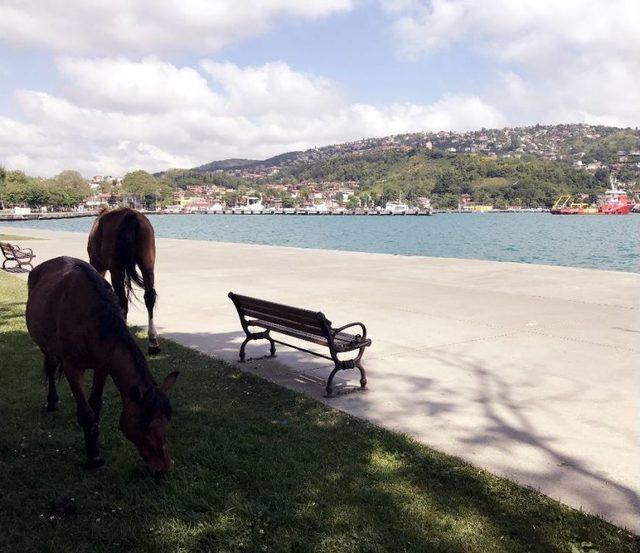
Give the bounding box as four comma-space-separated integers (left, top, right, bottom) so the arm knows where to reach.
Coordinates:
213, 7, 493, 105
0, 0, 638, 176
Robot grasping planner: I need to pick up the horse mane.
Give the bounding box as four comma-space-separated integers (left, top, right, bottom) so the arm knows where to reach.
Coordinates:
72, 261, 152, 384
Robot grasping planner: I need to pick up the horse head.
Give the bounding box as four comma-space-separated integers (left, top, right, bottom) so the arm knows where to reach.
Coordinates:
120, 371, 179, 475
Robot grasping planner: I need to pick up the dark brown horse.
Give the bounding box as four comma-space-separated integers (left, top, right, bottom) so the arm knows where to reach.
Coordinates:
87, 207, 160, 354
26, 256, 179, 474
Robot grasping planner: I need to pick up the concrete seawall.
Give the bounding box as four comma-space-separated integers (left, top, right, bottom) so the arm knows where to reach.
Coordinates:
2, 225, 639, 532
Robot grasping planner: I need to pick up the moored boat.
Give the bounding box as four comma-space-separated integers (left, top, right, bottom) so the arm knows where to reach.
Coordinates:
551, 180, 632, 215
597, 183, 632, 214
385, 201, 410, 214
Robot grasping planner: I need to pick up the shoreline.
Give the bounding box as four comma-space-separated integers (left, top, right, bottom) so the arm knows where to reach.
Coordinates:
3, 224, 638, 276
0, 221, 640, 275
0, 208, 573, 222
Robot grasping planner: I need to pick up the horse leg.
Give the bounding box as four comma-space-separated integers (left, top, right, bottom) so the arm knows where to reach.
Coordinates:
66, 367, 104, 468
44, 355, 59, 412
141, 267, 160, 355
111, 267, 128, 321
88, 370, 107, 426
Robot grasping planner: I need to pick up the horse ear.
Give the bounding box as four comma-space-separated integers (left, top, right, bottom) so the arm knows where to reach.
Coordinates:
161, 371, 179, 394
129, 385, 143, 403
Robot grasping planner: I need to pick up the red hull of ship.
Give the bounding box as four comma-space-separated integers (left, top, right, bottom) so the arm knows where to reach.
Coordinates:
597, 204, 632, 215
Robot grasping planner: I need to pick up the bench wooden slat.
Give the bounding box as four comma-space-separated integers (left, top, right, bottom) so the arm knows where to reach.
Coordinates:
241, 307, 325, 336
250, 320, 330, 346
232, 294, 325, 324
241, 303, 322, 325
248, 317, 368, 348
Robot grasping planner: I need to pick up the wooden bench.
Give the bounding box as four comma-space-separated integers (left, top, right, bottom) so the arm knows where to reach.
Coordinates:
229, 292, 371, 396
1, 242, 36, 270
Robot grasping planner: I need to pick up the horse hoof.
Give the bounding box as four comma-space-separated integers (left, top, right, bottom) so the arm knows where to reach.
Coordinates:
148, 345, 161, 356
87, 457, 106, 469
46, 401, 59, 412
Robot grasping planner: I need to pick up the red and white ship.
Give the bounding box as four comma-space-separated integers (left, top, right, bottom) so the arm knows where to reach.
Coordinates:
551, 179, 633, 215
597, 182, 633, 215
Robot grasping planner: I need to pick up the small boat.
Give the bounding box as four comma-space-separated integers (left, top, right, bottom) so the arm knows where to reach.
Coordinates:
385, 201, 410, 214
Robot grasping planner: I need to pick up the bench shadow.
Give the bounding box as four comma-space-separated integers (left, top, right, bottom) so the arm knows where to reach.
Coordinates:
1, 266, 30, 274
164, 329, 368, 397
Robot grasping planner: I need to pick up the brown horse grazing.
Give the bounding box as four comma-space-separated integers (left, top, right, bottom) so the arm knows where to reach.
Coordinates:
26, 256, 179, 474
87, 207, 160, 355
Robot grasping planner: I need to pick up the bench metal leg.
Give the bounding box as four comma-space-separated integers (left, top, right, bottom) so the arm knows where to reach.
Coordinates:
239, 337, 251, 362
326, 365, 341, 397
356, 360, 367, 389
325, 347, 368, 397
238, 330, 275, 362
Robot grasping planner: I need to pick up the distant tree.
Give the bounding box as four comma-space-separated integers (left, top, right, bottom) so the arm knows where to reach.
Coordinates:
99, 180, 113, 194
432, 170, 463, 195
160, 168, 251, 190
508, 135, 521, 151
48, 170, 91, 208
156, 180, 177, 208
223, 190, 240, 207
594, 167, 610, 184
4, 177, 51, 208
298, 186, 312, 204
5, 170, 29, 186
378, 183, 403, 205
433, 193, 459, 209
122, 170, 160, 209
0, 166, 6, 209
346, 195, 359, 209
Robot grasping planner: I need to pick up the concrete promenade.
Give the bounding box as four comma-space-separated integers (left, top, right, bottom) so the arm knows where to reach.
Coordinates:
2, 225, 639, 532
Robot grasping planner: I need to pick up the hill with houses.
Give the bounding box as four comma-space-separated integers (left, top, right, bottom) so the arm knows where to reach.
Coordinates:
192, 123, 640, 181
156, 124, 639, 210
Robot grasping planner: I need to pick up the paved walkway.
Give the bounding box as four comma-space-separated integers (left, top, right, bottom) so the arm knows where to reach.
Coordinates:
3, 225, 639, 532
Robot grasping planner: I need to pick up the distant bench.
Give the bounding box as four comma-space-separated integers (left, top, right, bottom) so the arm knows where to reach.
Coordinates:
1, 242, 36, 271
228, 292, 371, 396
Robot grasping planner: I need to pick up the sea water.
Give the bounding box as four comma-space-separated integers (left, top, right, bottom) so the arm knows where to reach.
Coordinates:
5, 213, 639, 273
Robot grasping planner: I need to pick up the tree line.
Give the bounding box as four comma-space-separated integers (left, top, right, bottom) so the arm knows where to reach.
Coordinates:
0, 168, 181, 210
0, 170, 92, 210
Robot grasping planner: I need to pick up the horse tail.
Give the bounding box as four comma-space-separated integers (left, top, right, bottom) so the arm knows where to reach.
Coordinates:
115, 211, 144, 299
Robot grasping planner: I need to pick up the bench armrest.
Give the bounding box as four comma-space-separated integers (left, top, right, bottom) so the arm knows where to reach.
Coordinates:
331, 322, 367, 340
19, 247, 34, 255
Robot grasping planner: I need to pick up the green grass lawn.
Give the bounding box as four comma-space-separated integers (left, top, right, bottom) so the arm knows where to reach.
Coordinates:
0, 271, 638, 553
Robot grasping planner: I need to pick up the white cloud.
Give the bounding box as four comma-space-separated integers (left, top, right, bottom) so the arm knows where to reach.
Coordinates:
201, 61, 345, 116
57, 57, 224, 114
384, 0, 640, 126
0, 58, 504, 176
0, 0, 354, 55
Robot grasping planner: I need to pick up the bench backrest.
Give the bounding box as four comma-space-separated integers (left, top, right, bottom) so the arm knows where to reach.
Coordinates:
229, 293, 332, 338
0, 242, 16, 258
